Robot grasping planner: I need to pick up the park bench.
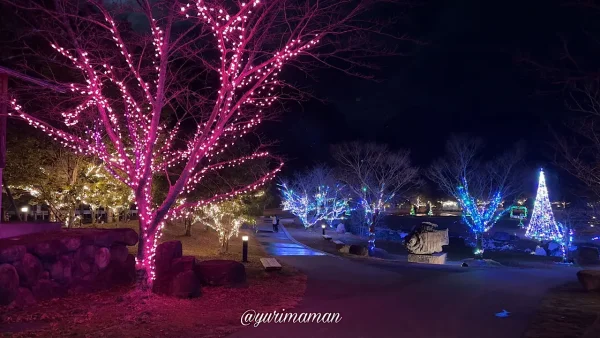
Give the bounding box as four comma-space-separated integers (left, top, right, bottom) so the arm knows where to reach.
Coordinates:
332, 239, 345, 250
260, 257, 282, 271
322, 235, 332, 240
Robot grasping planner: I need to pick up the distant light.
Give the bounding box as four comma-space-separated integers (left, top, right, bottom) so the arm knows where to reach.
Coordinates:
322, 224, 326, 229
20, 206, 29, 213
242, 236, 249, 241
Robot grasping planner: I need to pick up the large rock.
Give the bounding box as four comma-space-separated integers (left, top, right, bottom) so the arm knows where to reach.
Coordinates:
348, 245, 368, 256
405, 222, 449, 254
13, 253, 42, 287
109, 245, 129, 263
155, 241, 183, 276
82, 228, 138, 247
0, 264, 19, 305
0, 245, 26, 263
195, 260, 246, 286
95, 247, 111, 269
575, 246, 600, 265
170, 270, 201, 298
408, 252, 447, 265
336, 223, 346, 234
577, 270, 600, 291
60, 237, 81, 252
33, 239, 62, 258
11, 287, 36, 308
171, 256, 196, 274
32, 279, 65, 300
534, 246, 547, 256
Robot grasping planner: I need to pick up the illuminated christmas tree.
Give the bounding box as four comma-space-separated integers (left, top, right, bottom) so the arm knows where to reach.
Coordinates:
525, 169, 563, 241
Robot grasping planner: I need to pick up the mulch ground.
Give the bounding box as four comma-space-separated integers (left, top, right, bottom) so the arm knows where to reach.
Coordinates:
0, 222, 307, 337
523, 282, 600, 338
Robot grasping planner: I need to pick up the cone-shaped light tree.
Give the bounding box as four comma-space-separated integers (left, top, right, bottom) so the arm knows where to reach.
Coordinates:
4, 0, 403, 287
525, 169, 563, 241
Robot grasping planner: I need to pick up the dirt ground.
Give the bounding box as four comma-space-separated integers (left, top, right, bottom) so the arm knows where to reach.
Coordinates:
523, 282, 600, 338
0, 222, 307, 338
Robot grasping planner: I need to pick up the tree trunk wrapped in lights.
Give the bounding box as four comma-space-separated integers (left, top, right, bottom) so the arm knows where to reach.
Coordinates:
332, 142, 419, 254
428, 136, 524, 258
4, 0, 403, 287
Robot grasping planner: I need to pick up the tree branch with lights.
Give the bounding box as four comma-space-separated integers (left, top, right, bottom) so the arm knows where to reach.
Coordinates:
280, 165, 350, 228
428, 135, 525, 258
331, 142, 419, 253
3, 0, 405, 287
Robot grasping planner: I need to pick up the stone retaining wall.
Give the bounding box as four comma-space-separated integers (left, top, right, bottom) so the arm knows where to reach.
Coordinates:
0, 228, 138, 307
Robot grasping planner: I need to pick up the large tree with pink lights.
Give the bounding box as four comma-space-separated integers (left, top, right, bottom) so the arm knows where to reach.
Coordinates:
2, 0, 405, 287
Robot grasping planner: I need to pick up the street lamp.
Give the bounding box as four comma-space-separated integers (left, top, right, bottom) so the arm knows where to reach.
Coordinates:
321, 224, 326, 235
21, 206, 29, 222
242, 236, 249, 262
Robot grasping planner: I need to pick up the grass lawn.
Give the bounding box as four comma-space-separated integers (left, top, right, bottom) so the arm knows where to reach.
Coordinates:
524, 282, 600, 338
0, 221, 307, 338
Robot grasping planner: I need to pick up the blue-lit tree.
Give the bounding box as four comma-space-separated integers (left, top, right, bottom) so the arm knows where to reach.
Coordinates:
332, 142, 420, 254
428, 136, 524, 258
279, 166, 350, 228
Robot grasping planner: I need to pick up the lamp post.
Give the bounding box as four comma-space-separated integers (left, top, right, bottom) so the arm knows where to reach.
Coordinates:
322, 224, 326, 235
21, 206, 29, 222
242, 236, 249, 262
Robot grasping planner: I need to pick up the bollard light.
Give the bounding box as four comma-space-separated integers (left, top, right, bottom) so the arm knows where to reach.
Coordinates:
242, 236, 249, 263
322, 224, 326, 235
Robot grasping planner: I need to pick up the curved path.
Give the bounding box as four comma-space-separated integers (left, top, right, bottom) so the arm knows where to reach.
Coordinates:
229, 225, 576, 338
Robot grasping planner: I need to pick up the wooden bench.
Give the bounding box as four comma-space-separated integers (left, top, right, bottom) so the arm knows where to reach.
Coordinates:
322, 235, 332, 240
260, 257, 282, 271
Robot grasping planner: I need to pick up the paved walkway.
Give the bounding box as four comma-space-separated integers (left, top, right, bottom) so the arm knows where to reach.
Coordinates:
253, 220, 325, 257
229, 225, 577, 338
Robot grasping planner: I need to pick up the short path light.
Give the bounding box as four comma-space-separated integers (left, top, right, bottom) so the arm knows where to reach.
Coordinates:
242, 236, 249, 262
322, 224, 326, 235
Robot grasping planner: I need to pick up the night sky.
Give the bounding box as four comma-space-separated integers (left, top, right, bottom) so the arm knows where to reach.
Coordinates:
265, 0, 578, 174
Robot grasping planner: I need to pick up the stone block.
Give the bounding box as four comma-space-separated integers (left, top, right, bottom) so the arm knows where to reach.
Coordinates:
577, 270, 600, 291
408, 252, 447, 265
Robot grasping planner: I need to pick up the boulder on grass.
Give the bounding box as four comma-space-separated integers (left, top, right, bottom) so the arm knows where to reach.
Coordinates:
171, 256, 196, 274
575, 246, 600, 265
155, 241, 182, 276
109, 245, 129, 263
0, 245, 26, 264
13, 253, 42, 287
95, 247, 111, 269
33, 239, 62, 259
577, 270, 600, 291
11, 287, 36, 308
170, 270, 201, 298
348, 245, 368, 256
60, 237, 81, 252
32, 279, 65, 300
195, 260, 246, 286
0, 264, 19, 305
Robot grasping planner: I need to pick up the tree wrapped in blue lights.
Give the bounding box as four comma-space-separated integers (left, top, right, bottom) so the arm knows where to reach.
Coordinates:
279, 166, 350, 228
332, 142, 419, 255
525, 169, 562, 241
428, 136, 524, 258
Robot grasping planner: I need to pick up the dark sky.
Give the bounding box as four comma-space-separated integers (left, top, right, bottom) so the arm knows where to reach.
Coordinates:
265, 0, 579, 173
